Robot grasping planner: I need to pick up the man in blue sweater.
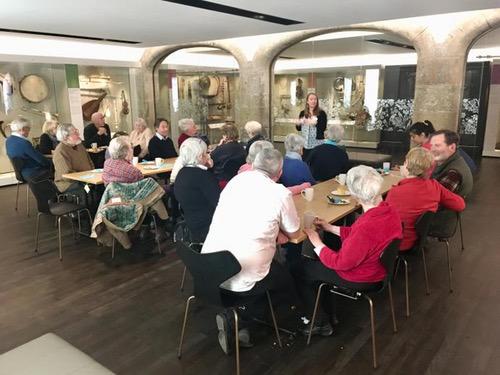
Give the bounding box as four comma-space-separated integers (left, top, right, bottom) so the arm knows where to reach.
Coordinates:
6, 118, 52, 182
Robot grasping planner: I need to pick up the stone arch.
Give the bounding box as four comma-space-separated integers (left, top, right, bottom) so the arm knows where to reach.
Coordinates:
140, 42, 242, 126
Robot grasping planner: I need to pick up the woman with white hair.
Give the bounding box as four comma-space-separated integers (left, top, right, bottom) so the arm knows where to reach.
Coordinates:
296, 165, 402, 336
238, 139, 274, 174
244, 120, 264, 154
102, 136, 143, 185
280, 133, 315, 187
174, 137, 220, 242
307, 123, 349, 182
129, 118, 153, 159
39, 120, 60, 155
53, 123, 94, 192
177, 118, 199, 148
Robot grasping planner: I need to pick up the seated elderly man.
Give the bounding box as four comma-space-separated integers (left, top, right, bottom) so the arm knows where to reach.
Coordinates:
299, 165, 402, 336
385, 147, 465, 251
202, 148, 301, 354
103, 136, 143, 185
429, 130, 473, 236
174, 138, 220, 243
148, 118, 178, 160
307, 123, 349, 182
244, 120, 265, 155
6, 118, 52, 182
210, 123, 246, 184
53, 124, 94, 193
83, 112, 111, 148
280, 133, 316, 187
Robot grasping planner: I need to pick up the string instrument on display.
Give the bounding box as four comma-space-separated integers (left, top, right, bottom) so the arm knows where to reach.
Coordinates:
121, 90, 129, 115
82, 92, 107, 121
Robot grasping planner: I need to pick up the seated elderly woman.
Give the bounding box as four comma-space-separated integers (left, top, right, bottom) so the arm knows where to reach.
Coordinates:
102, 136, 143, 185
385, 147, 465, 251
129, 117, 153, 159
174, 138, 220, 243
280, 133, 316, 187
210, 123, 246, 184
38, 120, 60, 155
297, 165, 402, 335
307, 123, 349, 182
53, 123, 94, 193
244, 120, 265, 154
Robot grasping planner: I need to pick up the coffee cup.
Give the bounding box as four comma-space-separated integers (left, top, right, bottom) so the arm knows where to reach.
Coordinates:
91, 142, 98, 151
301, 187, 314, 202
155, 157, 163, 167
303, 211, 316, 229
335, 174, 347, 185
132, 157, 139, 166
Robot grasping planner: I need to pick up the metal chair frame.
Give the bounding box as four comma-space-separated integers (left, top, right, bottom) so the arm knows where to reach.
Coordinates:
306, 239, 400, 369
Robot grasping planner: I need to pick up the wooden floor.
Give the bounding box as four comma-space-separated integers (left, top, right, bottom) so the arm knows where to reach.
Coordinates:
1, 158, 499, 375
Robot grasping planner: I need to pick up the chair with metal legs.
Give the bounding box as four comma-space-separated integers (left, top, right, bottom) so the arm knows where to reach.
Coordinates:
9, 157, 30, 216
427, 209, 463, 293
396, 211, 435, 317
30, 179, 92, 261
176, 241, 282, 375
306, 239, 400, 369
173, 220, 203, 291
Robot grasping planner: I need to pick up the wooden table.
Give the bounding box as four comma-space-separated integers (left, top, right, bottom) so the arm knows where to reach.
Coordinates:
86, 147, 107, 154
62, 157, 177, 185
290, 172, 402, 243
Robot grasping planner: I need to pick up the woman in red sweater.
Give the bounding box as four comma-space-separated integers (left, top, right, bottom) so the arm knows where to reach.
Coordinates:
296, 165, 403, 336
385, 147, 465, 251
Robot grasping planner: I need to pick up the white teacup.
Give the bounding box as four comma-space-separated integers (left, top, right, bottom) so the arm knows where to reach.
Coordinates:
155, 157, 163, 167
132, 157, 139, 166
303, 211, 316, 229
335, 174, 347, 185
301, 187, 314, 202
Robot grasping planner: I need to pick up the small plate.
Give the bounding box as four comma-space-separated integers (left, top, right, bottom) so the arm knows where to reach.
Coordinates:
327, 196, 350, 205
376, 168, 390, 176
143, 165, 160, 170
331, 189, 351, 196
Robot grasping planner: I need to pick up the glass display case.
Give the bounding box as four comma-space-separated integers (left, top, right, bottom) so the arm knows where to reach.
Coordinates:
272, 69, 381, 149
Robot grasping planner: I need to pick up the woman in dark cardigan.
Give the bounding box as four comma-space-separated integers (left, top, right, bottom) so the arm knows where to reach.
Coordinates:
295, 92, 327, 160
38, 120, 59, 155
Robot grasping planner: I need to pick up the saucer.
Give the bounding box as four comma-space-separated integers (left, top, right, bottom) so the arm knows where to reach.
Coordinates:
327, 197, 350, 205
331, 189, 351, 196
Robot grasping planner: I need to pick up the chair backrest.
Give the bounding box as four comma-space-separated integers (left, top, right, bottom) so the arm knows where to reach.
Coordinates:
28, 179, 60, 214
176, 241, 241, 305
428, 209, 459, 239
415, 211, 435, 249
379, 239, 401, 284
222, 155, 246, 181
9, 157, 25, 183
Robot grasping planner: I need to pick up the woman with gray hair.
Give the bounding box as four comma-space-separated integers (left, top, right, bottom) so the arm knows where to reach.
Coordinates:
244, 120, 265, 154
280, 133, 315, 187
238, 139, 274, 174
102, 136, 143, 185
129, 117, 153, 159
296, 165, 402, 336
307, 123, 349, 182
174, 137, 220, 242
53, 123, 94, 192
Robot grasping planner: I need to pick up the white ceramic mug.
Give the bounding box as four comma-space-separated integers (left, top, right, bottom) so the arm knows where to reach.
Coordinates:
155, 157, 163, 167
335, 174, 347, 185
132, 157, 139, 166
303, 211, 316, 229
383, 162, 391, 172
301, 187, 314, 202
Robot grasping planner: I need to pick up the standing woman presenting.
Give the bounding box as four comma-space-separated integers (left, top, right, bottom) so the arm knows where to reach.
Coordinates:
296, 93, 327, 160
